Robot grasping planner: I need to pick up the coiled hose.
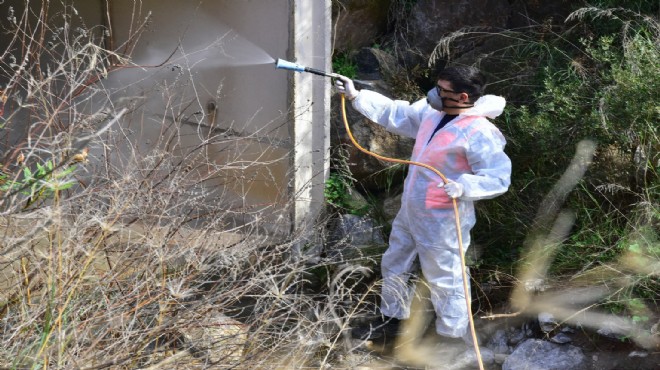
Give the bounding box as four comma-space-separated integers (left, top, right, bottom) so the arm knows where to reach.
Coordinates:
339, 93, 484, 370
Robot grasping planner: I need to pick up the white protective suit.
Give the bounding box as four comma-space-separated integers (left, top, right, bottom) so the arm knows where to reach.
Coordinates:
351, 90, 511, 338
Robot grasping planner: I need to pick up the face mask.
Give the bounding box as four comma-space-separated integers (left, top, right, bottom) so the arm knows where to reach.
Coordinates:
428, 87, 475, 111
426, 87, 443, 111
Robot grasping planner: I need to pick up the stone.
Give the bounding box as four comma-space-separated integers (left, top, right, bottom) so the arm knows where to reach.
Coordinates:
596, 318, 631, 341
487, 329, 512, 354
181, 313, 248, 365
447, 347, 495, 370
333, 0, 392, 53
406, 0, 510, 57
538, 312, 558, 333
508, 327, 526, 345
502, 339, 588, 370
328, 214, 385, 247
524, 278, 548, 292
355, 47, 398, 81
550, 332, 573, 344
382, 193, 402, 222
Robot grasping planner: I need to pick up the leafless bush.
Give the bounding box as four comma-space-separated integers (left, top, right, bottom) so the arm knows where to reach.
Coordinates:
0, 2, 372, 369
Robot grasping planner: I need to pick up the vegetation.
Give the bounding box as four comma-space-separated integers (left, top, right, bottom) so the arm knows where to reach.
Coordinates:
0, 0, 657, 368
332, 0, 658, 351
425, 2, 658, 344
0, 2, 364, 368
331, 52, 358, 78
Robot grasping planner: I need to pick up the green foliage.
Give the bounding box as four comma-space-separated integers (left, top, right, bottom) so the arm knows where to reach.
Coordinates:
324, 172, 350, 209
455, 6, 660, 318
332, 53, 358, 78
1, 160, 76, 206
324, 172, 370, 215
592, 0, 659, 14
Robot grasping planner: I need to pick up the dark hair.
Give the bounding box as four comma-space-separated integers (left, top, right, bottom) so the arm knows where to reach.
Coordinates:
437, 66, 486, 103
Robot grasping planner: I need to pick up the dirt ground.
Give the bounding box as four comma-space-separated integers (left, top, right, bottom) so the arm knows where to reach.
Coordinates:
569, 330, 659, 370
340, 322, 659, 370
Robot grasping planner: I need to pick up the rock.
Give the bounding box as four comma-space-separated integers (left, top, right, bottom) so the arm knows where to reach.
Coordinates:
328, 214, 385, 247
508, 326, 526, 346
596, 318, 631, 341
487, 329, 512, 354
524, 278, 548, 292
330, 90, 413, 191
448, 347, 495, 369
354, 47, 398, 81
325, 214, 387, 267
550, 332, 573, 344
181, 313, 248, 365
538, 312, 558, 333
494, 353, 508, 364
502, 339, 588, 370
333, 0, 392, 53
406, 0, 510, 57
508, 0, 575, 29
629, 350, 648, 358
382, 193, 402, 222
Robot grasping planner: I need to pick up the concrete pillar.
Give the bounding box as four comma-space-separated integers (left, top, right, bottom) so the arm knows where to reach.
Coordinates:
290, 0, 331, 245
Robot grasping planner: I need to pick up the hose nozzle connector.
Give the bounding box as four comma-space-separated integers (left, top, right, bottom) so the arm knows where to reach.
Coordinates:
275, 58, 339, 78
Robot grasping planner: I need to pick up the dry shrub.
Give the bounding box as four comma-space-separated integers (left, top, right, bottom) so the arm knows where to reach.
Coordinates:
0, 2, 371, 369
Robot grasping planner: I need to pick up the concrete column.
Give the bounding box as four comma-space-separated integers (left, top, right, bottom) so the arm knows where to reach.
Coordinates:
291, 0, 331, 247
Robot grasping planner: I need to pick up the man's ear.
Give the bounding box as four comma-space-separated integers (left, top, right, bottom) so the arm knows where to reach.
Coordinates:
459, 92, 470, 103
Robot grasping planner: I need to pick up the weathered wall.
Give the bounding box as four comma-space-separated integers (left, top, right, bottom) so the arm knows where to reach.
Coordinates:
0, 0, 332, 240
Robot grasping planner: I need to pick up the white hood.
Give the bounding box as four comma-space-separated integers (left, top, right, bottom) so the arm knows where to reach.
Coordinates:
463, 95, 506, 119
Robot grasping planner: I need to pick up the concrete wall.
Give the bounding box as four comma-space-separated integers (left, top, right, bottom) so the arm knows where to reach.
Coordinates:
0, 0, 331, 241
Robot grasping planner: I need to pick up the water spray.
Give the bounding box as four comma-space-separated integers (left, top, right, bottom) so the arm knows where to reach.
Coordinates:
275, 58, 339, 78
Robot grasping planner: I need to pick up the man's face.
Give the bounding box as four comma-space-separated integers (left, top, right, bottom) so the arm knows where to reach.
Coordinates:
436, 79, 469, 108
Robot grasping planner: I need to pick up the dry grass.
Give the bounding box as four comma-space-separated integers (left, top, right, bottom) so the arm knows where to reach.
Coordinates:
0, 2, 374, 368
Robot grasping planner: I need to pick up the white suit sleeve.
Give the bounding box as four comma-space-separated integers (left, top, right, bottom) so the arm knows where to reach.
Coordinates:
456, 128, 512, 201
352, 90, 428, 138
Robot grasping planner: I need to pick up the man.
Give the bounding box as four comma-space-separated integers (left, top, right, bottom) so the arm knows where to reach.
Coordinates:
335, 66, 511, 343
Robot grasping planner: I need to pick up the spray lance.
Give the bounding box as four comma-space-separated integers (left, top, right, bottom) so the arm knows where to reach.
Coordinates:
275, 58, 339, 78
274, 57, 485, 370
275, 58, 374, 86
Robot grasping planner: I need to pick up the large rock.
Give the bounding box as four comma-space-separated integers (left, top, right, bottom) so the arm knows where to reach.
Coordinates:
181, 313, 248, 365
331, 91, 413, 192
406, 0, 510, 58
327, 213, 386, 248
502, 339, 588, 370
333, 0, 393, 53
509, 0, 576, 29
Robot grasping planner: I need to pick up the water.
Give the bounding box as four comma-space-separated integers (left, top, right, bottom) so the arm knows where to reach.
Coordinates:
131, 20, 275, 70
201, 28, 275, 67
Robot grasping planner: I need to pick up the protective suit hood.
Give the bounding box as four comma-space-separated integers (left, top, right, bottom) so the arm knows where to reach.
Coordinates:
462, 95, 506, 119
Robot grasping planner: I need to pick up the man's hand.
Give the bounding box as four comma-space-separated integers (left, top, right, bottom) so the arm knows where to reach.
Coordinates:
439, 180, 464, 199
334, 75, 359, 100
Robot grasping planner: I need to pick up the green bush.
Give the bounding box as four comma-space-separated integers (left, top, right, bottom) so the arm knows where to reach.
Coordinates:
331, 52, 358, 78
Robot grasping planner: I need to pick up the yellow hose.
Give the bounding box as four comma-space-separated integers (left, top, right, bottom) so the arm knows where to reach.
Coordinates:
340, 94, 484, 370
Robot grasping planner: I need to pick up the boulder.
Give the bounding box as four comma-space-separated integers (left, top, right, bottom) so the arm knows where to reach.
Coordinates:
508, 0, 576, 29
181, 313, 248, 365
405, 0, 510, 59
331, 90, 414, 191
333, 0, 393, 53
503, 339, 588, 370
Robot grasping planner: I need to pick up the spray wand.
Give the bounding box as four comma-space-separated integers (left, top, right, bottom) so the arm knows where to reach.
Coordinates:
275, 58, 339, 78
275, 58, 374, 86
